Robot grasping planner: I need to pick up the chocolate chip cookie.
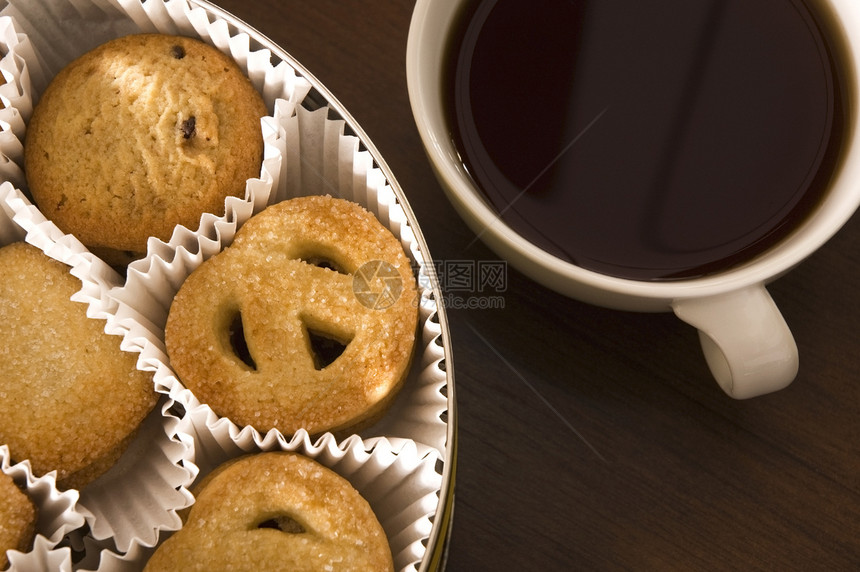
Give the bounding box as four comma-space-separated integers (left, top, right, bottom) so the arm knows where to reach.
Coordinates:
24, 34, 268, 264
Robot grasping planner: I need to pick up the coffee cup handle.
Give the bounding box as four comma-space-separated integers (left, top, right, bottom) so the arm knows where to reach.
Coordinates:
672, 285, 798, 399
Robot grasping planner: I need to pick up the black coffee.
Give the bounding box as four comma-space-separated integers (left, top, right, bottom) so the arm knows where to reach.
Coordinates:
445, 0, 846, 280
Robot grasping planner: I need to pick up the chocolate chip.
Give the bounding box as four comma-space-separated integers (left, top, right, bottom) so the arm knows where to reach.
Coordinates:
181, 117, 196, 140
171, 45, 186, 59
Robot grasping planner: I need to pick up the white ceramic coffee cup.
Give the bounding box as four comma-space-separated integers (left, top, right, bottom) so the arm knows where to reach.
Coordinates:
406, 0, 860, 398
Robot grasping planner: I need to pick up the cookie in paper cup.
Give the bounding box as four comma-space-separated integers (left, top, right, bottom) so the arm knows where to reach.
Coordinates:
146, 452, 395, 571
164, 194, 419, 438
0, 239, 158, 490
4, 0, 312, 267
24, 33, 269, 265
136, 405, 442, 572
0, 184, 154, 489
0, 191, 196, 558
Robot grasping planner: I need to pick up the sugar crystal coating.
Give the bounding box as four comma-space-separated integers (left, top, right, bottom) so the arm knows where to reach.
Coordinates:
143, 452, 394, 571
165, 196, 418, 436
0, 243, 158, 488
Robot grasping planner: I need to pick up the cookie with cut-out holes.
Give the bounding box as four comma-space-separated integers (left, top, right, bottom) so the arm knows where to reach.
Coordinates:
165, 195, 417, 436
143, 452, 394, 572
0, 242, 158, 489
0, 470, 36, 569
24, 33, 267, 265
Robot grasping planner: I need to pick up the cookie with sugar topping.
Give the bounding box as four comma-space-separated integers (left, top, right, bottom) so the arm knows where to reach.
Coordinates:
24, 33, 268, 265
165, 195, 418, 437
0, 242, 158, 489
144, 452, 394, 572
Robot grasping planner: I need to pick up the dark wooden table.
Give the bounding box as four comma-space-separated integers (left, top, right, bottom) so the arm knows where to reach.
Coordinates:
212, 1, 859, 569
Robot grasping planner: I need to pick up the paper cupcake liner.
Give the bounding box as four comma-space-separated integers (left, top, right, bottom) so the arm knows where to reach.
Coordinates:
0, 15, 38, 129
0, 16, 36, 200
72, 398, 196, 555
1, 446, 84, 572
77, 404, 444, 571
139, 406, 444, 572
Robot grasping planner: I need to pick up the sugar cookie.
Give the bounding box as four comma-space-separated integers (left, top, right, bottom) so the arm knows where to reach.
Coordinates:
0, 242, 158, 488
165, 196, 417, 436
144, 452, 394, 572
